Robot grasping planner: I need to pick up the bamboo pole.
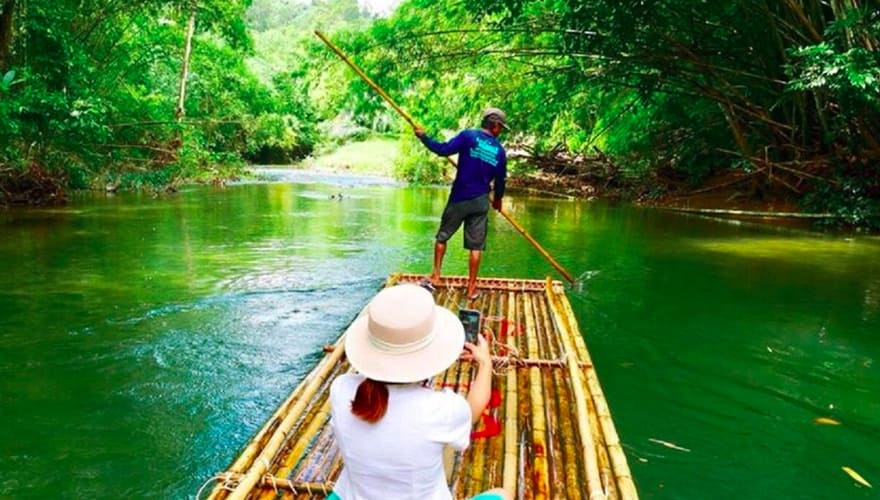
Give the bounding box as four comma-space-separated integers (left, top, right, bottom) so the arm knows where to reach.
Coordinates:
524, 294, 550, 499
314, 31, 576, 286
224, 341, 348, 500
209, 336, 346, 500
466, 364, 489, 495
531, 294, 564, 498
501, 292, 520, 496
257, 397, 333, 500
483, 292, 505, 493
584, 380, 617, 500
514, 293, 534, 500
290, 424, 335, 486
314, 30, 419, 129
554, 282, 637, 499
544, 280, 605, 500
550, 352, 584, 496
537, 292, 606, 498
497, 210, 575, 284
542, 287, 616, 499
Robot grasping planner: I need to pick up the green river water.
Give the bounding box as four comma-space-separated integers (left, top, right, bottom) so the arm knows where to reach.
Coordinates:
1, 170, 878, 499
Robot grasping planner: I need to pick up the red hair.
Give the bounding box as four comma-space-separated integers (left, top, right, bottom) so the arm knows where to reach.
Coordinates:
351, 378, 389, 423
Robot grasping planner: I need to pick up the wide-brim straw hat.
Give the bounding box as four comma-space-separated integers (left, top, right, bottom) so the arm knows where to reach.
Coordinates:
344, 283, 464, 383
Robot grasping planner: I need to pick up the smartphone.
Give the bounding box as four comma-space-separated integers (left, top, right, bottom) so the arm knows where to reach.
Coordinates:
459, 308, 481, 345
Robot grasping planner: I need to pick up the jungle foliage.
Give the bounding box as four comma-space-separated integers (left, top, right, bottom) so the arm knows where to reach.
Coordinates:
321, 0, 880, 223
0, 0, 321, 203
2, 0, 879, 224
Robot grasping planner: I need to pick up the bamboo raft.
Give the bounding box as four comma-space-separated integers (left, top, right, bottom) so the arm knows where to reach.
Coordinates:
202, 274, 638, 500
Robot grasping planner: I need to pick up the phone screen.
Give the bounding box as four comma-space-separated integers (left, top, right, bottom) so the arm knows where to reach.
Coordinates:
459, 308, 481, 344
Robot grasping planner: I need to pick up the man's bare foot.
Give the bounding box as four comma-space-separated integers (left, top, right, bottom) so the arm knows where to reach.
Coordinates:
430, 274, 442, 287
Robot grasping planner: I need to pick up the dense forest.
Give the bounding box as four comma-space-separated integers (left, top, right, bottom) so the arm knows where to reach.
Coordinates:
1, 0, 879, 224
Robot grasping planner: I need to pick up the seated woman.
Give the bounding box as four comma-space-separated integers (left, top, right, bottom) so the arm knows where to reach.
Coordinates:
328, 283, 511, 500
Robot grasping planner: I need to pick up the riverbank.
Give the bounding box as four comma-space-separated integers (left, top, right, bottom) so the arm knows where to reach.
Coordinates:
303, 138, 827, 222
507, 168, 806, 212
293, 137, 400, 177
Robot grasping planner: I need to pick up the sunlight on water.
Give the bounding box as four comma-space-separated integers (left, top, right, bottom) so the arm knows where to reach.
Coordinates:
691, 236, 873, 260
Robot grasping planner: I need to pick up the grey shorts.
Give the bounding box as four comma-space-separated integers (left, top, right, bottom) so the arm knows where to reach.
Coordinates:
436, 194, 490, 250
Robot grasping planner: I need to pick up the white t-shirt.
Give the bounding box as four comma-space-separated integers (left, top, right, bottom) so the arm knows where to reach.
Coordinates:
329, 373, 472, 500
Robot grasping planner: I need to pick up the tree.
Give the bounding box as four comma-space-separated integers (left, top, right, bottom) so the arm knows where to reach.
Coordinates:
0, 0, 14, 70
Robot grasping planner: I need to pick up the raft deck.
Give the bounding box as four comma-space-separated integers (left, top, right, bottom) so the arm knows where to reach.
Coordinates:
205, 274, 638, 500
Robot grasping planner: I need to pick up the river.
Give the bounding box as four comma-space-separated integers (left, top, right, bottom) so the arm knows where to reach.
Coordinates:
1, 170, 878, 498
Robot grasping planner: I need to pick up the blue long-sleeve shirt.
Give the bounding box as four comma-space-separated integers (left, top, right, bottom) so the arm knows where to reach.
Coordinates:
419, 129, 507, 203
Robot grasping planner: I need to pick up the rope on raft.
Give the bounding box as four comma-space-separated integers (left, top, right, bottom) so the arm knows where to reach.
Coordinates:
196, 473, 239, 500
203, 470, 337, 495
482, 325, 588, 372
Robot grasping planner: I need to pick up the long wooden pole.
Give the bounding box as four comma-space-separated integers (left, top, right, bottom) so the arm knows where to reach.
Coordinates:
314, 30, 576, 285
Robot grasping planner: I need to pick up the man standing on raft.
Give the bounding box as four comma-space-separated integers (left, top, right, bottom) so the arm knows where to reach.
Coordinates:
414, 108, 508, 301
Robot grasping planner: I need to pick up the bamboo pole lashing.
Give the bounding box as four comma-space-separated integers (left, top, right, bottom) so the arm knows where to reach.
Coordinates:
396, 273, 554, 292
217, 474, 334, 495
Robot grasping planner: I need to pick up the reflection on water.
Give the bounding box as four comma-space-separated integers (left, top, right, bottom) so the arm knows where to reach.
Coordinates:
0, 173, 878, 498
692, 236, 868, 261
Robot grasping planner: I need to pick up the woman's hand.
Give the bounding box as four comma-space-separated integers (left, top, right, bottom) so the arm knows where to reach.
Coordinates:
464, 334, 493, 423
463, 334, 492, 367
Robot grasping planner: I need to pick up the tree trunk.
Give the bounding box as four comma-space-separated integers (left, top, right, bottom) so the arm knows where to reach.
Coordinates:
0, 0, 15, 71
175, 10, 196, 121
